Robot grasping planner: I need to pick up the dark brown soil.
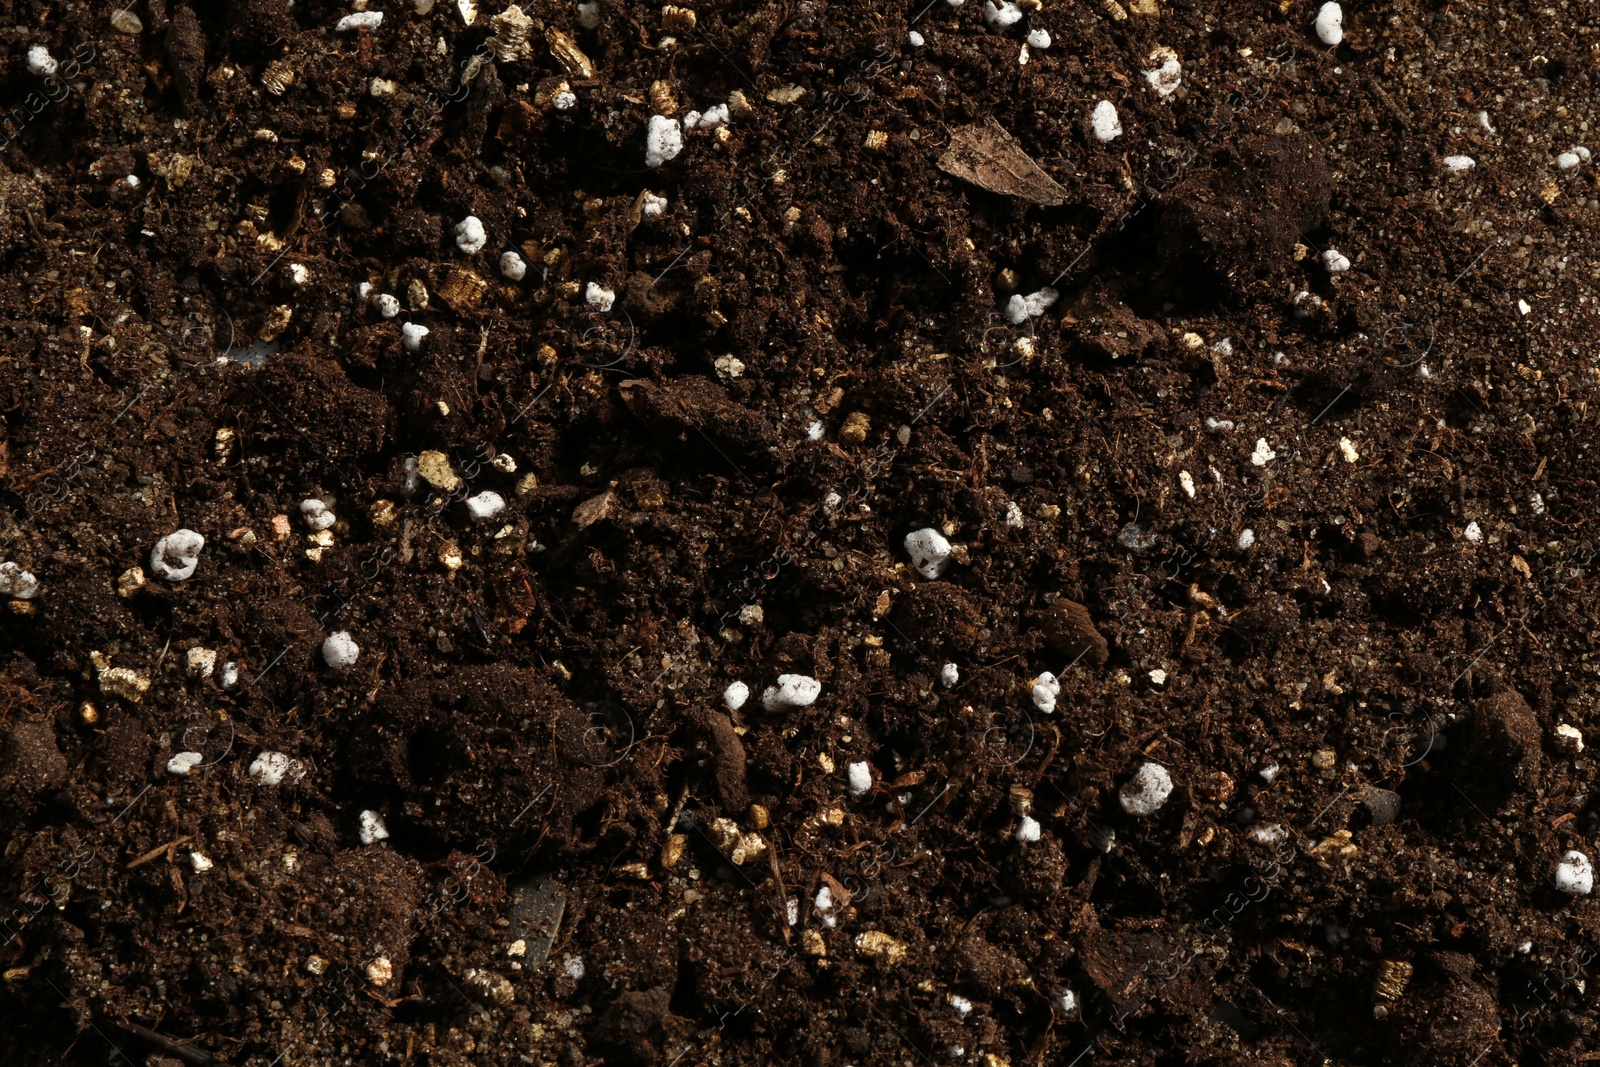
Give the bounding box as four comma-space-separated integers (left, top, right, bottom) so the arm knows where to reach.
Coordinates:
3, 1, 1600, 1065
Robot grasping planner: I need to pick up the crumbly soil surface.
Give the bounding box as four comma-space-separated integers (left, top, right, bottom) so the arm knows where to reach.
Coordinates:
3, 1, 1600, 1065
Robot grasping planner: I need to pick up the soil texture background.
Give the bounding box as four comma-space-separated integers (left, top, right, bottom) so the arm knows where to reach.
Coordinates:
3, 1, 1600, 1065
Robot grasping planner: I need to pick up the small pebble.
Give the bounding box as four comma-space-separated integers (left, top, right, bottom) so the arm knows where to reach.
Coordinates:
762, 674, 822, 711
1005, 286, 1059, 323
1031, 672, 1060, 714
375, 293, 401, 318
150, 530, 206, 581
359, 810, 390, 845
563, 956, 586, 979
454, 215, 487, 254
1554, 723, 1584, 754
1119, 762, 1173, 816
1312, 2, 1343, 46
250, 751, 295, 786
1143, 47, 1182, 97
466, 491, 507, 522
904, 527, 953, 579
1556, 851, 1593, 895
167, 751, 204, 775
949, 994, 972, 1017
553, 90, 577, 110
26, 45, 57, 77
982, 1, 1023, 29
1091, 100, 1123, 142
0, 562, 39, 599
1464, 521, 1483, 543
577, 1, 601, 29
335, 11, 384, 31
301, 498, 337, 531
645, 115, 684, 168
1557, 152, 1581, 170
322, 631, 360, 669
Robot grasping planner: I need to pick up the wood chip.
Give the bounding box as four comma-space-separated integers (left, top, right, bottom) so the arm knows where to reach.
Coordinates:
938, 118, 1071, 206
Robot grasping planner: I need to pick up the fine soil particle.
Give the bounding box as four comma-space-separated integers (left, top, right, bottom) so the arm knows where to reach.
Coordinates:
3, 1, 1600, 1066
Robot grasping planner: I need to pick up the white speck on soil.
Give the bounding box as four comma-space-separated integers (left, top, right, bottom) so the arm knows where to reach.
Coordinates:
359, 810, 390, 845
1091, 100, 1123, 142
904, 527, 953, 578
1119, 762, 1174, 816
150, 530, 205, 581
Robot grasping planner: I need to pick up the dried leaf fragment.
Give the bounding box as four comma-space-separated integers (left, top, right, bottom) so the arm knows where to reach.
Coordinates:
938, 118, 1071, 206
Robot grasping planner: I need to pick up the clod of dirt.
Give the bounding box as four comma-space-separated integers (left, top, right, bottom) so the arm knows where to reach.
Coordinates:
618, 378, 778, 472
0, 721, 68, 811
591, 985, 686, 1066
1155, 133, 1333, 304
1064, 288, 1167, 362
1228, 594, 1299, 653
1039, 597, 1109, 666
0, 168, 46, 259
1468, 683, 1542, 799
1362, 787, 1402, 825
695, 710, 750, 812
1391, 952, 1503, 1059
893, 584, 983, 654
164, 5, 207, 111
248, 350, 391, 464
938, 118, 1072, 206
1003, 834, 1069, 900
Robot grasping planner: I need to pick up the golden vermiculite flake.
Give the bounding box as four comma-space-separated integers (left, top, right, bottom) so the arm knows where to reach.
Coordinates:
1373, 959, 1413, 1001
